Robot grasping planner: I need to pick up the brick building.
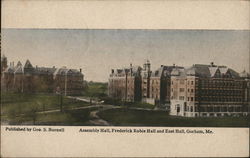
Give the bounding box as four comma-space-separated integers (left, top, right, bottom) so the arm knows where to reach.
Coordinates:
108, 64, 142, 102
149, 65, 183, 107
109, 61, 250, 117
1, 56, 84, 95
170, 63, 250, 117
108, 61, 182, 107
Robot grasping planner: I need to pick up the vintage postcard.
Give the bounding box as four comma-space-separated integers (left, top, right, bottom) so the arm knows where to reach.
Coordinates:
1, 0, 249, 157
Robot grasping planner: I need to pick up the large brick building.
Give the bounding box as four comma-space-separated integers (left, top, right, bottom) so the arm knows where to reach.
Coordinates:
108, 61, 250, 117
149, 65, 183, 107
108, 61, 182, 106
170, 63, 250, 117
1, 56, 84, 95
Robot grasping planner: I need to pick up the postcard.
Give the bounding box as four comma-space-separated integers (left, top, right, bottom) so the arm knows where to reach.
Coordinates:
1, 0, 249, 157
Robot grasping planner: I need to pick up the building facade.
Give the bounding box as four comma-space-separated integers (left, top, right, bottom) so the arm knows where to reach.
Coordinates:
108, 61, 250, 117
1, 56, 84, 95
170, 63, 250, 117
108, 61, 182, 107
149, 65, 183, 107
108, 64, 142, 102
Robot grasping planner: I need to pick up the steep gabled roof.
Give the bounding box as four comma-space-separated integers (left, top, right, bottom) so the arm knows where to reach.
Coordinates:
16, 61, 22, 67
209, 67, 218, 77
185, 64, 240, 78
227, 68, 240, 78
13, 61, 23, 74
24, 60, 33, 69
218, 66, 228, 74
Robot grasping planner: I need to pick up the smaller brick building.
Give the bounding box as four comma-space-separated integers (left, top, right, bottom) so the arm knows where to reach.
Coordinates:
1, 57, 84, 96
108, 64, 142, 102
149, 65, 183, 107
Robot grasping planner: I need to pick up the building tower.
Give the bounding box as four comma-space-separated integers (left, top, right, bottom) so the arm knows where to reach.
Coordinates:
141, 60, 151, 99
143, 59, 151, 73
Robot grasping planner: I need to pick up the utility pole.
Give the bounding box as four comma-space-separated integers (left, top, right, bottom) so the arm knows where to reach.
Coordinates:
64, 70, 68, 96
60, 92, 63, 112
56, 86, 63, 112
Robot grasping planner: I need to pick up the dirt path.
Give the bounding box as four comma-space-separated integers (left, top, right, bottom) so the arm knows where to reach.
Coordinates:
88, 105, 121, 126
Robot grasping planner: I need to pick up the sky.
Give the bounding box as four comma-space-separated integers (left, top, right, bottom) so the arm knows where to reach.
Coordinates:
2, 29, 250, 82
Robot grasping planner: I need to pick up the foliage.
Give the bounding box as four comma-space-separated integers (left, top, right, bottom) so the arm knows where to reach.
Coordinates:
83, 82, 108, 98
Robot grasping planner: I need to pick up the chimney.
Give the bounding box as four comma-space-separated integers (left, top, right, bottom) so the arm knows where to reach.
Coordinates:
111, 69, 114, 74
210, 62, 214, 67
173, 63, 176, 67
80, 68, 82, 73
161, 65, 164, 67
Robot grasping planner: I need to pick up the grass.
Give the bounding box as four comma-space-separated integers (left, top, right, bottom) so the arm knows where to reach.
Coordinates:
125, 102, 155, 109
3, 107, 99, 126
98, 108, 250, 127
1, 92, 90, 122
103, 98, 155, 109
35, 107, 99, 125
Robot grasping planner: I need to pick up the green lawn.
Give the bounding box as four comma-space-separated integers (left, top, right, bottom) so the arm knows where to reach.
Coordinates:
103, 98, 155, 109
125, 102, 155, 109
3, 107, 99, 126
98, 108, 250, 127
1, 92, 90, 122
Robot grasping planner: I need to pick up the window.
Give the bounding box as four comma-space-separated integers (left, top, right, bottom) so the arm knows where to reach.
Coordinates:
187, 97, 190, 101
191, 81, 194, 85
179, 96, 185, 100
180, 80, 185, 84
195, 106, 198, 112
191, 89, 194, 93
180, 88, 184, 92
191, 97, 194, 101
188, 89, 190, 92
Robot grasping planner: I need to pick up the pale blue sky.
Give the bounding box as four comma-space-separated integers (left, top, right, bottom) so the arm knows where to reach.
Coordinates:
2, 29, 249, 82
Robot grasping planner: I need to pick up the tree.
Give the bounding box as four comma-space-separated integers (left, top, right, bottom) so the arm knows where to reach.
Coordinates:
26, 106, 38, 125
